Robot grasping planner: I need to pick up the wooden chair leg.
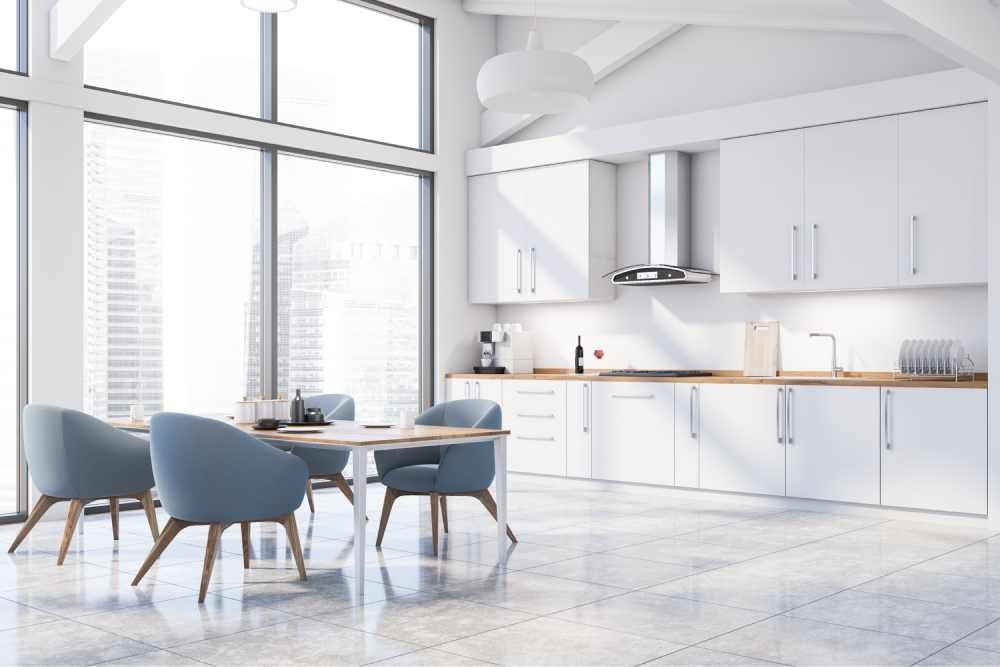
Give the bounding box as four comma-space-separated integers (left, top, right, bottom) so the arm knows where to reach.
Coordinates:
477, 490, 517, 543
375, 487, 398, 548
137, 490, 160, 540
132, 518, 186, 586
332, 473, 355, 505
282, 513, 307, 580
430, 492, 440, 557
109, 497, 120, 541
304, 482, 315, 513
440, 495, 449, 533
240, 522, 251, 569
199, 523, 224, 603
9, 495, 58, 554
58, 499, 86, 565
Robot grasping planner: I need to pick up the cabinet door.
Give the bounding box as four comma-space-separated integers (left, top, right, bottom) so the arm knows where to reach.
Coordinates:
565, 381, 592, 478
899, 104, 987, 287
700, 384, 785, 496
785, 386, 879, 505
720, 130, 803, 293
674, 384, 700, 488
591, 382, 674, 485
882, 388, 986, 515
445, 378, 471, 401
521, 162, 592, 303
804, 116, 898, 290
505, 381, 566, 476
468, 173, 527, 304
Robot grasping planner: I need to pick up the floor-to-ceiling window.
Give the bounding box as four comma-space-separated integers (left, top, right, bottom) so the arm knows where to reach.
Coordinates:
276, 154, 421, 423
0, 101, 24, 517
84, 122, 261, 418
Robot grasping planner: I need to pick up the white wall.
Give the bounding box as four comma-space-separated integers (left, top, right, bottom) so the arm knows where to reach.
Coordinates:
504, 23, 956, 143
489, 19, 983, 374
497, 153, 987, 373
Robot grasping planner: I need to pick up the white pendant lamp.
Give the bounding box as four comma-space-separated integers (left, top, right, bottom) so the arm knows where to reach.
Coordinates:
241, 0, 297, 12
477, 5, 593, 114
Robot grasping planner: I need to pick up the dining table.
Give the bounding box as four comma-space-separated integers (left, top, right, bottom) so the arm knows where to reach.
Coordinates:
113, 418, 512, 603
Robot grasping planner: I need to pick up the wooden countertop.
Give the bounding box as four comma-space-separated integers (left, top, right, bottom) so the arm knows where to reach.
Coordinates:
447, 369, 987, 389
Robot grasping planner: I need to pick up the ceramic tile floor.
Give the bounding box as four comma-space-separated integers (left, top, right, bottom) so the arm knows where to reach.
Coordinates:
0, 475, 999, 665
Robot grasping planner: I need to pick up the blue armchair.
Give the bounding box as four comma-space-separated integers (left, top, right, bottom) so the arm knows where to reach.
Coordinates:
132, 413, 309, 602
373, 399, 515, 556
269, 394, 355, 513
10, 405, 159, 564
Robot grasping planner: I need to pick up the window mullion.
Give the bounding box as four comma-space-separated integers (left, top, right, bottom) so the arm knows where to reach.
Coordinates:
260, 13, 279, 400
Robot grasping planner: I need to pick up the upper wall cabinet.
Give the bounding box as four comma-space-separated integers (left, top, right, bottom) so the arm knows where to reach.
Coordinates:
720, 103, 987, 294
898, 104, 987, 287
468, 161, 616, 304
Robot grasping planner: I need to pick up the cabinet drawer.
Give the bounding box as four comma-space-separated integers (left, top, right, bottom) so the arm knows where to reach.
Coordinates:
504, 381, 564, 413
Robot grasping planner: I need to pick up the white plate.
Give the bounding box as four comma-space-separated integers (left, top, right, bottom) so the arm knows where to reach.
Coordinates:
277, 426, 323, 434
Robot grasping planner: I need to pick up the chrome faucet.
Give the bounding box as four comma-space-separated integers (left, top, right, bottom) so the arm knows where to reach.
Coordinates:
809, 332, 843, 378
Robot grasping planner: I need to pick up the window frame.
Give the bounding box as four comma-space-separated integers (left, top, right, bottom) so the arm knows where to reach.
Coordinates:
0, 0, 28, 77
0, 97, 29, 524
83, 111, 435, 416
83, 0, 435, 153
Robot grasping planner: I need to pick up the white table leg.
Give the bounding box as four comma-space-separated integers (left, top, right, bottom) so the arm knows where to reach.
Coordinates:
352, 449, 367, 604
494, 436, 508, 564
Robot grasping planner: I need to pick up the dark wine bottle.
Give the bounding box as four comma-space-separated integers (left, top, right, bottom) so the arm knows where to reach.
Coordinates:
575, 336, 584, 374
290, 388, 305, 423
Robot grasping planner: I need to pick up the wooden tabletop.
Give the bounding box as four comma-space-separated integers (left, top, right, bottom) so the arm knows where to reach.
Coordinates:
111, 418, 509, 449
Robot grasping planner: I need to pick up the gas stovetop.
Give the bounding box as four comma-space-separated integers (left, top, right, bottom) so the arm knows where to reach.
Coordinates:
597, 370, 712, 378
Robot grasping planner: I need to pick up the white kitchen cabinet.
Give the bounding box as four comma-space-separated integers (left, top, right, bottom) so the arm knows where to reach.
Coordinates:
470, 378, 503, 404
785, 386, 879, 505
898, 104, 987, 287
882, 387, 986, 515
591, 382, 674, 486
504, 380, 566, 476
565, 381, 592, 478
720, 130, 804, 294
468, 161, 616, 304
699, 384, 785, 496
674, 384, 700, 488
803, 116, 898, 291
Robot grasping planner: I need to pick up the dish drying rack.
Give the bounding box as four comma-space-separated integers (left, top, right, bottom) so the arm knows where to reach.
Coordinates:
892, 338, 976, 382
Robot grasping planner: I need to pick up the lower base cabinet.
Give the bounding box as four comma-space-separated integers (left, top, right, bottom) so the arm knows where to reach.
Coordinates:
882, 387, 986, 515
565, 381, 592, 478
699, 384, 785, 496
785, 386, 879, 505
506, 381, 566, 476
592, 382, 674, 485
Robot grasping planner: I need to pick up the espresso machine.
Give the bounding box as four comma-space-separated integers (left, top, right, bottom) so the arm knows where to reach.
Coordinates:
476, 329, 504, 373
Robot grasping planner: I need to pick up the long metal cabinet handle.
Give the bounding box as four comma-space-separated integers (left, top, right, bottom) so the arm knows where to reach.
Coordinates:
517, 389, 555, 395
811, 224, 818, 280
583, 384, 589, 433
517, 435, 556, 442
791, 226, 798, 280
465, 381, 470, 399
884, 389, 892, 450
475, 381, 481, 399
786, 387, 794, 445
517, 413, 555, 419
689, 386, 698, 439
530, 247, 536, 293
910, 216, 917, 275
612, 393, 655, 399
776, 387, 784, 444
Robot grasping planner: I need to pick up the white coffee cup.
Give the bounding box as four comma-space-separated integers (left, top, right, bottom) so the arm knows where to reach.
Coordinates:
399, 409, 416, 429
129, 404, 145, 423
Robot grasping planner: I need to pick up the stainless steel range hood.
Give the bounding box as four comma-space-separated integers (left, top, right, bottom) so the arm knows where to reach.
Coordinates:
605, 152, 713, 286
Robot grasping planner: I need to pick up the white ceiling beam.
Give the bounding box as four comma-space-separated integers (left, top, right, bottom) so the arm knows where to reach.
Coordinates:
463, 0, 896, 34
851, 0, 1000, 84
481, 21, 683, 146
50, 0, 127, 62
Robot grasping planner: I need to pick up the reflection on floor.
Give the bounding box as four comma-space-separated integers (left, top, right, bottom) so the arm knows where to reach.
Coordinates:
0, 475, 997, 665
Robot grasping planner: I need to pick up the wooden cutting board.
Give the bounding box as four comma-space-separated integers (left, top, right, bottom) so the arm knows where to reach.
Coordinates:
744, 321, 780, 377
